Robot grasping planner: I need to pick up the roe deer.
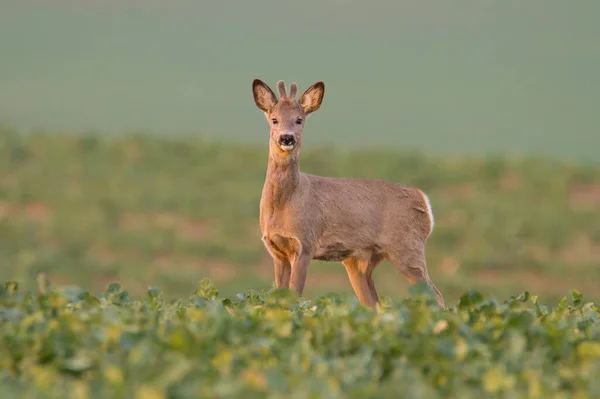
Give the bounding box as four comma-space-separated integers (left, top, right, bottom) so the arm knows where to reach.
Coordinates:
252, 79, 445, 309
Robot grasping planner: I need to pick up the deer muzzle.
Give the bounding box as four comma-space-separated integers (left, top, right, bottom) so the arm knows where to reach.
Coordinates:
278, 134, 296, 151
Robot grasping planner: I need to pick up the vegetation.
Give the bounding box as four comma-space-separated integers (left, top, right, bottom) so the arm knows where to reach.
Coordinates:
0, 127, 599, 305
1, 278, 599, 398
1, 127, 599, 397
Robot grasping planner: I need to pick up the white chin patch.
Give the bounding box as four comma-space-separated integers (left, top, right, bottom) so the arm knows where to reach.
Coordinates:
280, 144, 294, 151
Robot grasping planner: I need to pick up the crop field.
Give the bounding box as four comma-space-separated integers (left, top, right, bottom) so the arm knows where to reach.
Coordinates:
1, 278, 599, 398
2, 2, 599, 397
1, 128, 599, 397
1, 128, 599, 305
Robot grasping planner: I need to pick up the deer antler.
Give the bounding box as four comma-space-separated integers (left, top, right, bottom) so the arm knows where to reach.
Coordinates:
276, 80, 287, 99
289, 82, 298, 99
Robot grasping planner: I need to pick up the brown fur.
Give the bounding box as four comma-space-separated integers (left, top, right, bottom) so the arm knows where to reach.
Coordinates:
251, 79, 445, 309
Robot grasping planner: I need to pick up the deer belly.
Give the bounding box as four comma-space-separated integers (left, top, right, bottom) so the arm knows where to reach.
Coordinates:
313, 243, 354, 262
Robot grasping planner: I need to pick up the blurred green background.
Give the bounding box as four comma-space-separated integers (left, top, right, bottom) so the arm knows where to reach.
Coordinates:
0, 1, 599, 306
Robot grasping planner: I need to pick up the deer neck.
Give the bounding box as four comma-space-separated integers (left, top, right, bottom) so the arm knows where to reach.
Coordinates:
263, 146, 301, 208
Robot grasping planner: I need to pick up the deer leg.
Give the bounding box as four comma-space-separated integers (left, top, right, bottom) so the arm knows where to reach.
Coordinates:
268, 235, 311, 296
388, 247, 445, 309
273, 257, 291, 288
343, 253, 379, 308
365, 253, 383, 304
289, 251, 311, 296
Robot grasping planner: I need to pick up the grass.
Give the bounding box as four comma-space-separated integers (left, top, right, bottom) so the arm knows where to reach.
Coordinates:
0, 127, 599, 306
1, 279, 599, 398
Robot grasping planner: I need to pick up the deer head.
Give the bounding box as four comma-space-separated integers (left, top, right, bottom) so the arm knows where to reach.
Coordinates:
252, 79, 325, 156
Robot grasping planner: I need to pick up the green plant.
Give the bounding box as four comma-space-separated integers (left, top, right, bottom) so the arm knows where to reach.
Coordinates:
1, 279, 599, 398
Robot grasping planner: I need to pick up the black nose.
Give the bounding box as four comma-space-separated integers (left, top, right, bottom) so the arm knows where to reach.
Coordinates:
279, 134, 296, 146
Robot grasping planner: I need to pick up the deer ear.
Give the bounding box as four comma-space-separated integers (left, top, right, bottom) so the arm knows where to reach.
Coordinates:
252, 79, 277, 112
299, 81, 325, 114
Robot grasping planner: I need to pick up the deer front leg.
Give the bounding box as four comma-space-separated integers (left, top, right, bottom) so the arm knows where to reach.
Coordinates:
266, 235, 308, 294
289, 251, 311, 295
273, 257, 291, 288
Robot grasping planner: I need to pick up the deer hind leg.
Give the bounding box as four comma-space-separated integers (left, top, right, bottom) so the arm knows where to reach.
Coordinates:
367, 253, 384, 303
387, 245, 445, 309
342, 251, 381, 308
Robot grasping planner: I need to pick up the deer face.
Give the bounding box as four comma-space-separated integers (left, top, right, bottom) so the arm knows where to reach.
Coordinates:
252, 79, 325, 154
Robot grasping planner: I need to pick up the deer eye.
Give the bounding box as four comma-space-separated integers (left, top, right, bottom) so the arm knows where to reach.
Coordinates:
271, 118, 278, 125
295, 118, 303, 125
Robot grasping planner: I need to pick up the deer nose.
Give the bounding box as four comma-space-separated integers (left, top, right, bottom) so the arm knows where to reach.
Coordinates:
279, 134, 296, 146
